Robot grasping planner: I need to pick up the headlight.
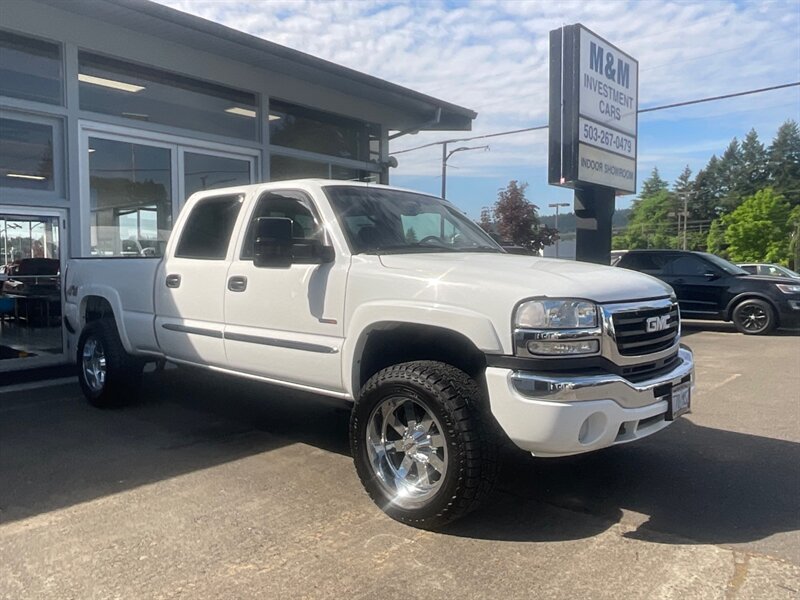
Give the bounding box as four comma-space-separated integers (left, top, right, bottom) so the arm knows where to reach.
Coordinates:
776, 283, 800, 294
515, 299, 598, 329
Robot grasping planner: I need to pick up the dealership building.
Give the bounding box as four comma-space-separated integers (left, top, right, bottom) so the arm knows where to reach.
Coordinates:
0, 0, 475, 371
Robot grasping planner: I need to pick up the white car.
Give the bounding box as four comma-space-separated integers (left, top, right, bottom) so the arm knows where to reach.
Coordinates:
64, 180, 695, 528
738, 263, 800, 280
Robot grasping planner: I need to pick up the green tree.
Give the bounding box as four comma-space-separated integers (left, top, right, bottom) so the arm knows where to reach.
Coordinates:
640, 167, 669, 198
737, 128, 769, 199
767, 120, 800, 203
405, 227, 418, 244
722, 188, 794, 263
717, 139, 743, 212
621, 189, 678, 249
692, 155, 722, 221
706, 218, 727, 256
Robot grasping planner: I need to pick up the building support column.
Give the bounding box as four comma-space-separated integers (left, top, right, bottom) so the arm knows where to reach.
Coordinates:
574, 186, 615, 265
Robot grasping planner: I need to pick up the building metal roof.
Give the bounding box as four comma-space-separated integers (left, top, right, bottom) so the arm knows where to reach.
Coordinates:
38, 0, 476, 131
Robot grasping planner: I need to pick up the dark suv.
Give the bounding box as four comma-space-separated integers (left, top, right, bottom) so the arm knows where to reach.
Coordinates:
616, 250, 800, 334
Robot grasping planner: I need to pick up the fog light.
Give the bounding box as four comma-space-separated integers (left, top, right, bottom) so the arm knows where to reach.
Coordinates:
526, 339, 599, 356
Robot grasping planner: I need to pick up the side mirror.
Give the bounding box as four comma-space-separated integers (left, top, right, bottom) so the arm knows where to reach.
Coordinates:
254, 217, 293, 268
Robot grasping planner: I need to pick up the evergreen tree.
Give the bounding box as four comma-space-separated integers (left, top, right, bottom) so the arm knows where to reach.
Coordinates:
737, 128, 769, 199
767, 119, 800, 204
640, 167, 669, 198
692, 156, 722, 221
717, 138, 743, 212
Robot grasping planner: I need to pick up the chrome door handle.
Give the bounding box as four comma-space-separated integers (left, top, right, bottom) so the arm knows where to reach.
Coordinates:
228, 276, 247, 292
166, 274, 181, 288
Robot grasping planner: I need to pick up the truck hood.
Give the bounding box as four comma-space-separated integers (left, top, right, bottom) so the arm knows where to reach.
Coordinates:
378, 253, 673, 304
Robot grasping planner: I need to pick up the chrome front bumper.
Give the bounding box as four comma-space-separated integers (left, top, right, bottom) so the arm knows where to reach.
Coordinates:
510, 346, 694, 409
484, 346, 695, 457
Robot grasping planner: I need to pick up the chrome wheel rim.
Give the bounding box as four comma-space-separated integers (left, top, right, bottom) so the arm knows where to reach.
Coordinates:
366, 396, 448, 509
739, 305, 768, 332
82, 336, 106, 393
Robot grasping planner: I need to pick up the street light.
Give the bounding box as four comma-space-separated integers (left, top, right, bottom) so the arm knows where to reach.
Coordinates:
441, 143, 489, 199
548, 202, 570, 258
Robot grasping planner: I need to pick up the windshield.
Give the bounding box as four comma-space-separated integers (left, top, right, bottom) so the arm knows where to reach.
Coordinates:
700, 252, 748, 275
324, 186, 504, 255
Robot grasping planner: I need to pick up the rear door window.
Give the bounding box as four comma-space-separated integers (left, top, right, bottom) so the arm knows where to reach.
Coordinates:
618, 253, 668, 275
664, 254, 712, 276
175, 194, 243, 260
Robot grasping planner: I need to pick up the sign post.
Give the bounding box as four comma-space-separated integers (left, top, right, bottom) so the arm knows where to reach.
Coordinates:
549, 24, 638, 264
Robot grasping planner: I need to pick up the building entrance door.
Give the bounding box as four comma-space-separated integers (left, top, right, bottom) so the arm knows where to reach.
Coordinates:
0, 208, 67, 370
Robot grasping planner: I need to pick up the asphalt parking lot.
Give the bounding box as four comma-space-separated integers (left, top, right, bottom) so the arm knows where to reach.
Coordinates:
1, 323, 799, 599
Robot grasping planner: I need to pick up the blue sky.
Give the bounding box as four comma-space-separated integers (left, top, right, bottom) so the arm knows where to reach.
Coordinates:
159, 0, 800, 216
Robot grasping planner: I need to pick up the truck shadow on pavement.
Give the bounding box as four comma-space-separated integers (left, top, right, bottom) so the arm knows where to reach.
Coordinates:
2, 367, 798, 553
446, 421, 800, 549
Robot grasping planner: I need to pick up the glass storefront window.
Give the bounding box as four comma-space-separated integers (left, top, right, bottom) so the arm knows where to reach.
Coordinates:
184, 152, 252, 198
269, 99, 380, 161
331, 165, 378, 182
88, 137, 172, 257
0, 30, 62, 105
0, 118, 54, 191
270, 154, 379, 183
270, 154, 329, 181
79, 52, 258, 140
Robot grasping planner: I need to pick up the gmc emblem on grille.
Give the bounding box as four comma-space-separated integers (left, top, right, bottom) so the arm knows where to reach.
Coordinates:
646, 315, 670, 332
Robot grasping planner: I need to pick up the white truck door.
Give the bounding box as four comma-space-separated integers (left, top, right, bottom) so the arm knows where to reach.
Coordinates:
155, 193, 245, 367
223, 189, 347, 393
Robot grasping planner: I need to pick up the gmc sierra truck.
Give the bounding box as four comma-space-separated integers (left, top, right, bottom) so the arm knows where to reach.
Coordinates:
65, 180, 695, 528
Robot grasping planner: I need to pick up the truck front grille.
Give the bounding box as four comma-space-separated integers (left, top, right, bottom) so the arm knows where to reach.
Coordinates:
612, 303, 679, 356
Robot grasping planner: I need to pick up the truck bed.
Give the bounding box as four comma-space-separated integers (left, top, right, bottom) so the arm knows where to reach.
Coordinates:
66, 258, 161, 354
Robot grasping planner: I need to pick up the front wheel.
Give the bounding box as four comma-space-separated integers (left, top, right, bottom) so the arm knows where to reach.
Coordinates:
77, 318, 143, 407
732, 299, 776, 335
350, 361, 497, 529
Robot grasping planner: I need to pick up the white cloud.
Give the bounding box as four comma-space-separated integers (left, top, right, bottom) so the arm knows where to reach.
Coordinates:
157, 0, 799, 184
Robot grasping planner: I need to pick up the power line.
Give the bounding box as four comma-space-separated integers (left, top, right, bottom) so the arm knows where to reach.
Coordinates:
390, 81, 800, 156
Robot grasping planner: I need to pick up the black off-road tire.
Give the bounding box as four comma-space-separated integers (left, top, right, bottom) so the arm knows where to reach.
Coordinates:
350, 361, 498, 529
77, 318, 144, 408
732, 299, 776, 335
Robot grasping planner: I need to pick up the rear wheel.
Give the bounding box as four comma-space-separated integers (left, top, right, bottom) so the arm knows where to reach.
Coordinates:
351, 361, 497, 529
732, 299, 776, 335
77, 318, 143, 407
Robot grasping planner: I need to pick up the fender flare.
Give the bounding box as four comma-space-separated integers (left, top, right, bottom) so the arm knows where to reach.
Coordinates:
342, 300, 505, 397
75, 285, 134, 353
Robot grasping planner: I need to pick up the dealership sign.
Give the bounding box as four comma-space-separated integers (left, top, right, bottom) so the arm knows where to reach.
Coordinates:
548, 24, 638, 194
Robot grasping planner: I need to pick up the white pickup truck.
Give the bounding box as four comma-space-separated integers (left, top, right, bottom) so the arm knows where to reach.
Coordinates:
65, 180, 695, 528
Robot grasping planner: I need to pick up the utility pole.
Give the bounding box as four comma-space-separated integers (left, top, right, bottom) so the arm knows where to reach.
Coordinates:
548, 202, 570, 258
440, 144, 489, 199
682, 191, 689, 251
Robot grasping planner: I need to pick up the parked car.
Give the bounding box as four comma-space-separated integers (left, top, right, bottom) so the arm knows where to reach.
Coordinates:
616, 250, 800, 335
610, 250, 628, 266
65, 180, 695, 528
738, 263, 800, 280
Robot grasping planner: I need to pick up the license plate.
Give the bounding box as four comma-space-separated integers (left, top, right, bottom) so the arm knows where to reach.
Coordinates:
667, 382, 691, 420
